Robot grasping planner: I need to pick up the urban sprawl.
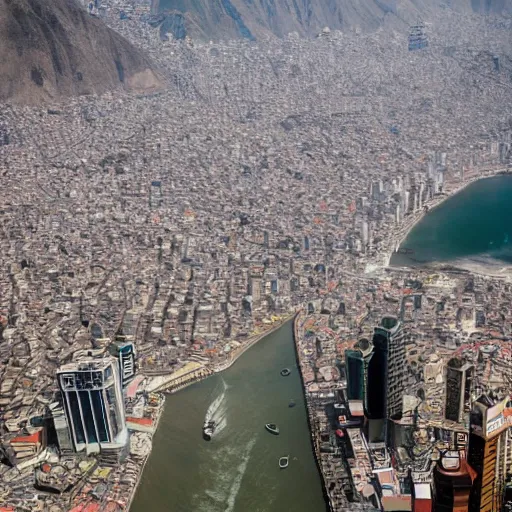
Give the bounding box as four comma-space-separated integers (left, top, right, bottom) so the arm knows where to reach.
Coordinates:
1, 1, 512, 511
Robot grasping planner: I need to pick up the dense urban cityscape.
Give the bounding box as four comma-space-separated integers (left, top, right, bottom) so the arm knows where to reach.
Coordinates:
1, 0, 512, 510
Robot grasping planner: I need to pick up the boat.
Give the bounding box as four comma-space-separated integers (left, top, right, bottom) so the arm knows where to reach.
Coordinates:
279, 456, 289, 469
280, 368, 291, 377
203, 420, 216, 441
265, 423, 280, 435
288, 400, 296, 408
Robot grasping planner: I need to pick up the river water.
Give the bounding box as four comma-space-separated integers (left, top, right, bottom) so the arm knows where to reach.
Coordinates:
391, 175, 512, 269
130, 321, 327, 512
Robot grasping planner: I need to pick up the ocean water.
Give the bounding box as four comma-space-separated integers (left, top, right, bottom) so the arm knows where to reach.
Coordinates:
130, 321, 326, 512
391, 175, 512, 269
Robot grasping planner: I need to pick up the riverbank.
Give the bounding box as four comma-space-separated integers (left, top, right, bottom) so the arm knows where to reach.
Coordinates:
384, 166, 510, 269
212, 314, 295, 374
144, 314, 295, 395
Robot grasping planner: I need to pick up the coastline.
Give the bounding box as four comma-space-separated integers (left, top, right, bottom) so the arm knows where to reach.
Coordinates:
292, 311, 333, 512
384, 167, 511, 268
128, 314, 294, 511
212, 314, 295, 373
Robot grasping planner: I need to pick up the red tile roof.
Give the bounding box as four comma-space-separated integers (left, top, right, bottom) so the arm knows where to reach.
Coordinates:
11, 431, 41, 445
126, 416, 153, 426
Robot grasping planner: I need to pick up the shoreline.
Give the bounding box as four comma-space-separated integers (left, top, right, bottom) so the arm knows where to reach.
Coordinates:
128, 314, 294, 511
151, 314, 294, 394
384, 167, 511, 269
211, 315, 294, 374
292, 311, 333, 512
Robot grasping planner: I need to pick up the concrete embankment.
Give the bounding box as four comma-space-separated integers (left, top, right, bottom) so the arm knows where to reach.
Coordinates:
213, 315, 295, 373
144, 315, 294, 394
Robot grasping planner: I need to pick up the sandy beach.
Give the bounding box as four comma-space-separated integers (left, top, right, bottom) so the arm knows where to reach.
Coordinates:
384, 166, 511, 268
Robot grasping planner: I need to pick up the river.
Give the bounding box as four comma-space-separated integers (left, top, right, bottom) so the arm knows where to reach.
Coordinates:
391, 175, 512, 270
130, 321, 327, 512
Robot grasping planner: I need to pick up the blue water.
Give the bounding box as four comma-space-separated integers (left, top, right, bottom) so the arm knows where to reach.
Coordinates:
392, 175, 512, 267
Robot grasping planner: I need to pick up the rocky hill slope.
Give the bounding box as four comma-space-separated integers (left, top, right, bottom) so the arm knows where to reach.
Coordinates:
0, 0, 162, 103
157, 0, 512, 40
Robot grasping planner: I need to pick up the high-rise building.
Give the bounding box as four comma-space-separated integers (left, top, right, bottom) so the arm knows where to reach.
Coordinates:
445, 358, 474, 425
345, 349, 365, 401
345, 339, 372, 403
467, 395, 510, 512
408, 23, 429, 51
365, 317, 406, 442
433, 450, 476, 512
109, 339, 136, 387
57, 358, 128, 454
49, 402, 73, 453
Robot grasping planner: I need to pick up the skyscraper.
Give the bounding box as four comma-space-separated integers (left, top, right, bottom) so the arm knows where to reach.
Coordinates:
467, 395, 509, 512
366, 317, 406, 419
345, 338, 372, 403
345, 349, 365, 401
445, 358, 474, 425
365, 317, 406, 442
433, 450, 476, 512
57, 358, 128, 454
109, 339, 136, 387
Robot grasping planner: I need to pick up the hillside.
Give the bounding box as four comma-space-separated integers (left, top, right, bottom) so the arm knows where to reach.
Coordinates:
157, 0, 512, 40
0, 0, 162, 103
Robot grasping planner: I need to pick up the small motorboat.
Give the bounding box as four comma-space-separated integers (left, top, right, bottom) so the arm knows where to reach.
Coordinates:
288, 400, 296, 408
279, 456, 289, 469
265, 423, 280, 435
203, 420, 216, 441
280, 368, 291, 377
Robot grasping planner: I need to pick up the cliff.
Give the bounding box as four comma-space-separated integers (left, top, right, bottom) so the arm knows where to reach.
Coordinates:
0, 0, 162, 103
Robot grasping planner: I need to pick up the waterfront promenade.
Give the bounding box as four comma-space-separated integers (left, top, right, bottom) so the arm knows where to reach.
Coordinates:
142, 314, 294, 394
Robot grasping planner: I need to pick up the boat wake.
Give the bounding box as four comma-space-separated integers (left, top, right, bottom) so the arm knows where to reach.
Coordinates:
225, 437, 257, 512
205, 379, 229, 438
199, 436, 257, 512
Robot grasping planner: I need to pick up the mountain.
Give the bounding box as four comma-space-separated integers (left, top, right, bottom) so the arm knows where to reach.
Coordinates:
157, 0, 512, 41
0, 0, 162, 103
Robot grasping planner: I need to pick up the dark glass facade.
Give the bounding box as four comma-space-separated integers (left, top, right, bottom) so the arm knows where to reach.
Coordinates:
366, 331, 388, 419
345, 350, 364, 401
